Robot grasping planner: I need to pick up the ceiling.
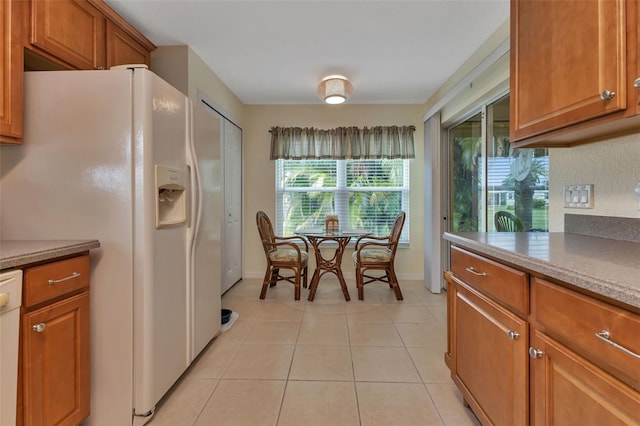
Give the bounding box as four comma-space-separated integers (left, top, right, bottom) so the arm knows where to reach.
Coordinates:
107, 0, 509, 105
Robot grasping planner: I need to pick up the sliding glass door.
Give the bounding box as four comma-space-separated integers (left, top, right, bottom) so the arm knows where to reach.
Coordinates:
447, 95, 549, 233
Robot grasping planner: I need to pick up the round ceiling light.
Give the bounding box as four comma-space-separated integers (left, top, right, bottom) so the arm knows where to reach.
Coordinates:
317, 76, 353, 104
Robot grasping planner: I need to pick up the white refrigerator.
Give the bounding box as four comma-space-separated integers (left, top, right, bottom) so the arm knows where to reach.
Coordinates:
0, 67, 222, 425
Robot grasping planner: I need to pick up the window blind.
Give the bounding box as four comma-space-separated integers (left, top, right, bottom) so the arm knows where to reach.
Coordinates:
276, 159, 410, 243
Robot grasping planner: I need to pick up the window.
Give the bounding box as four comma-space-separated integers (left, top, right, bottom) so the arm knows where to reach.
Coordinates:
276, 158, 410, 243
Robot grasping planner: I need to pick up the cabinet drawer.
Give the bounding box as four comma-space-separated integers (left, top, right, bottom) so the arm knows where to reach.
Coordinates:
532, 278, 640, 391
450, 246, 528, 315
24, 255, 90, 307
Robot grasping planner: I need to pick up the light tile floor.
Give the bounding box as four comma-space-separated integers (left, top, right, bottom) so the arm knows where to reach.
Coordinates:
148, 278, 480, 426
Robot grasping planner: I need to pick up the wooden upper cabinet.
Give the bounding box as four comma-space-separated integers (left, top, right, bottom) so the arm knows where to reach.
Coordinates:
2, 0, 155, 144
30, 0, 106, 70
510, 0, 640, 147
106, 20, 152, 68
1, 0, 23, 143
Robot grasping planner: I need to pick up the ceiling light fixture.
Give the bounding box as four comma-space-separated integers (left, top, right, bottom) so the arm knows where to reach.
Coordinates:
317, 76, 353, 104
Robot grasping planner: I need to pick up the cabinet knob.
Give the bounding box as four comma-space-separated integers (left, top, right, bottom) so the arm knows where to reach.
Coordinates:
32, 323, 46, 333
600, 90, 616, 100
634, 78, 640, 88
507, 330, 520, 340
528, 347, 543, 359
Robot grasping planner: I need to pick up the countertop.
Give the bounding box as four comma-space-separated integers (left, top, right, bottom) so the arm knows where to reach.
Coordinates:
0, 240, 100, 270
443, 232, 640, 310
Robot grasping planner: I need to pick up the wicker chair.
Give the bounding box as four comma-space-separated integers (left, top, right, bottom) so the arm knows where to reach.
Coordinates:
352, 212, 405, 301
494, 211, 524, 232
256, 211, 309, 300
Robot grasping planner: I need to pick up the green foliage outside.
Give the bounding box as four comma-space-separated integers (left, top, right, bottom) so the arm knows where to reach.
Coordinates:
451, 134, 549, 232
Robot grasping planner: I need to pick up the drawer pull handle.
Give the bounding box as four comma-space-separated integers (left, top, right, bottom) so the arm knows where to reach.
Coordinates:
0, 293, 9, 308
529, 347, 543, 359
48, 272, 80, 285
32, 323, 46, 333
507, 330, 520, 340
595, 330, 640, 359
465, 267, 487, 277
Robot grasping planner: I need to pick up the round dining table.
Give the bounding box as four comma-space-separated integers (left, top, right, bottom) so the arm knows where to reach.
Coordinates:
295, 229, 369, 301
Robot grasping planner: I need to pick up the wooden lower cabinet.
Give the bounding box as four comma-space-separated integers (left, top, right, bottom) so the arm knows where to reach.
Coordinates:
446, 245, 640, 425
448, 273, 529, 425
529, 329, 640, 426
22, 291, 90, 426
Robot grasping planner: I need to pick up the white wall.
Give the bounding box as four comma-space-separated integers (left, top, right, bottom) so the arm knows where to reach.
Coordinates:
243, 104, 426, 280
548, 134, 640, 230
151, 46, 245, 125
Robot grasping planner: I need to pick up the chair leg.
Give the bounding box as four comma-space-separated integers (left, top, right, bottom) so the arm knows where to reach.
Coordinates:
356, 266, 365, 300
302, 265, 308, 289
389, 266, 403, 301
269, 268, 279, 287
294, 269, 301, 301
260, 267, 272, 299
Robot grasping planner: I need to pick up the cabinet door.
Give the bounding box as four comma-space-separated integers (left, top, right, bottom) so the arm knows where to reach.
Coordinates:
451, 278, 529, 425
1, 0, 23, 143
22, 292, 90, 426
530, 330, 640, 426
511, 0, 627, 141
30, 0, 105, 70
106, 20, 150, 68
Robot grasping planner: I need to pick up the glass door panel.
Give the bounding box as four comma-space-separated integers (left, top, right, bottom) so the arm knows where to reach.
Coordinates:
449, 112, 484, 232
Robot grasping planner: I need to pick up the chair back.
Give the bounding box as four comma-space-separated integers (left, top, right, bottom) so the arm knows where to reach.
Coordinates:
388, 211, 406, 254
256, 211, 276, 253
494, 211, 524, 232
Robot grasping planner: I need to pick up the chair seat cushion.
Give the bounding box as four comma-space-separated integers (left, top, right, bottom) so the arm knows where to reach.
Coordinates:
353, 248, 391, 264
270, 249, 308, 265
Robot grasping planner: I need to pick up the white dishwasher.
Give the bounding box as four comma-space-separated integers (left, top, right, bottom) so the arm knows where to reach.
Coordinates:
0, 269, 22, 426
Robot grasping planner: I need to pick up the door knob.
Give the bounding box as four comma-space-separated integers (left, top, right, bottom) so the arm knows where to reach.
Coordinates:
528, 347, 543, 358
600, 90, 616, 100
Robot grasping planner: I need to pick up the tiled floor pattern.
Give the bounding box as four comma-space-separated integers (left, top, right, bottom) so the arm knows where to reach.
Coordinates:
148, 278, 480, 426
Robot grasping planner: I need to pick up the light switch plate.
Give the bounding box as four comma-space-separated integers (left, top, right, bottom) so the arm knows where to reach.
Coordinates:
564, 184, 594, 208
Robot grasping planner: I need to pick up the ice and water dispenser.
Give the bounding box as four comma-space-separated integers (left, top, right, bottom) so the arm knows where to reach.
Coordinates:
155, 165, 187, 228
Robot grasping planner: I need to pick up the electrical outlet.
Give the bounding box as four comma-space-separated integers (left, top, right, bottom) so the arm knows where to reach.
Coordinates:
563, 184, 594, 208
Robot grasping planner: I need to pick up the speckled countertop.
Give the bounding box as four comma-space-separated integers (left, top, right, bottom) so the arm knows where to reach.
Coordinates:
443, 232, 640, 310
0, 240, 100, 270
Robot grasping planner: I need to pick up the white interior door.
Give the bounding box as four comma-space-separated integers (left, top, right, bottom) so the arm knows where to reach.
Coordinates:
222, 120, 243, 293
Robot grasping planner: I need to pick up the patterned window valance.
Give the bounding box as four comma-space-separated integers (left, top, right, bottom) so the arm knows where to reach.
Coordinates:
269, 126, 416, 160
